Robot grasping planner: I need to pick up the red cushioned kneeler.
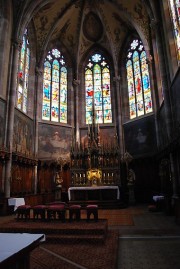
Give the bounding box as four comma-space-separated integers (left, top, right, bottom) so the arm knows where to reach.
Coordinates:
69, 205, 81, 221
86, 205, 98, 222
16, 205, 31, 220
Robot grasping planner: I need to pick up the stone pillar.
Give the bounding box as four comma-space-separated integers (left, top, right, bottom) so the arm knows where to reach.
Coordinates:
33, 67, 43, 194
151, 19, 179, 200
73, 79, 80, 144
4, 39, 22, 198
150, 19, 173, 138
113, 76, 125, 155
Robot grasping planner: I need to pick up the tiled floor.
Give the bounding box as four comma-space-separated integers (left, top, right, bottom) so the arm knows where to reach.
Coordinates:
113, 205, 180, 269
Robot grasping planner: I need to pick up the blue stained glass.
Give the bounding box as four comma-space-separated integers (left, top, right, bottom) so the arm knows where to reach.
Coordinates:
142, 73, 149, 91
92, 54, 102, 62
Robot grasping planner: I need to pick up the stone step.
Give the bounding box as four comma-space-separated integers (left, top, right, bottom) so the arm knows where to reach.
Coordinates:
46, 233, 106, 244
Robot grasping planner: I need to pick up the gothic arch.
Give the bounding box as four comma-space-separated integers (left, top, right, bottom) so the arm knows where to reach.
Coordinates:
78, 45, 115, 126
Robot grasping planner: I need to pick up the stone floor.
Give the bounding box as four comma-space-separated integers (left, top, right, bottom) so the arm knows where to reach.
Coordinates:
110, 205, 180, 269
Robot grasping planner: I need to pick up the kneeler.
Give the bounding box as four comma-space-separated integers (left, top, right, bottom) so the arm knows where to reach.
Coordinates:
47, 204, 66, 222
16, 205, 31, 221
69, 205, 81, 221
86, 205, 98, 222
33, 205, 47, 220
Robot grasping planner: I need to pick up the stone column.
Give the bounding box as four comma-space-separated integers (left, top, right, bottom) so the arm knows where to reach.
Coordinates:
150, 19, 173, 138
113, 76, 125, 155
151, 19, 179, 199
73, 79, 80, 145
33, 67, 43, 194
4, 39, 22, 198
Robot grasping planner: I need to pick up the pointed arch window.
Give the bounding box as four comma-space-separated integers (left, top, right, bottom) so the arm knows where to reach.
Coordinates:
42, 48, 67, 123
85, 53, 112, 124
168, 0, 180, 63
16, 29, 30, 113
126, 39, 153, 119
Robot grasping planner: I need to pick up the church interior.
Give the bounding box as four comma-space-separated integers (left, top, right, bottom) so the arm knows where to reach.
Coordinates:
0, 0, 180, 267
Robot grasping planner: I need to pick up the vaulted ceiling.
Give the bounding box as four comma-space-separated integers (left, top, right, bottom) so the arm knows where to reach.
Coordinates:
14, 0, 154, 67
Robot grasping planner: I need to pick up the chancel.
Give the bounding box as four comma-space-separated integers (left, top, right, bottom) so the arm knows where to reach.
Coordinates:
0, 1, 180, 268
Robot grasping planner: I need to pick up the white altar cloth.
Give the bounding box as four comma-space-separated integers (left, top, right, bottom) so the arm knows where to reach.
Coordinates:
152, 195, 164, 202
8, 197, 25, 211
68, 186, 120, 200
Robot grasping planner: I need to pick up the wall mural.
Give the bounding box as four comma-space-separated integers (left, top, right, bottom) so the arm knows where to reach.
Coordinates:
124, 115, 157, 156
38, 123, 72, 161
0, 99, 5, 146
13, 110, 33, 156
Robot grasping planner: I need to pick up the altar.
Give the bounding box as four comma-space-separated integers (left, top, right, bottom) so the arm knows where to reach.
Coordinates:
68, 186, 120, 201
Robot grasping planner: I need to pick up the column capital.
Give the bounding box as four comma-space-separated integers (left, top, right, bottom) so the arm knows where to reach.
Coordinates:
146, 55, 153, 65
12, 38, 23, 51
113, 76, 121, 83
150, 19, 160, 31
73, 79, 80, 86
35, 66, 43, 76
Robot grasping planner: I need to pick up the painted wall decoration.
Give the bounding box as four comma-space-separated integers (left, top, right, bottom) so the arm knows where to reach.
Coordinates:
83, 12, 103, 42
38, 123, 71, 160
13, 110, 34, 156
0, 99, 5, 146
124, 115, 157, 156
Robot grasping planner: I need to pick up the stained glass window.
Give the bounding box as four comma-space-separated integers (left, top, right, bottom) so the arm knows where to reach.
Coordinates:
42, 49, 67, 123
85, 53, 112, 124
126, 39, 153, 119
16, 29, 30, 113
168, 0, 180, 62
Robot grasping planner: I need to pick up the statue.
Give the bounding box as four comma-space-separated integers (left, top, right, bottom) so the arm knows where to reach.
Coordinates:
127, 169, 136, 186
127, 168, 136, 204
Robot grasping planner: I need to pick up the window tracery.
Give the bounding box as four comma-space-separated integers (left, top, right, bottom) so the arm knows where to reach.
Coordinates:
126, 39, 153, 119
42, 48, 67, 123
85, 53, 112, 124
